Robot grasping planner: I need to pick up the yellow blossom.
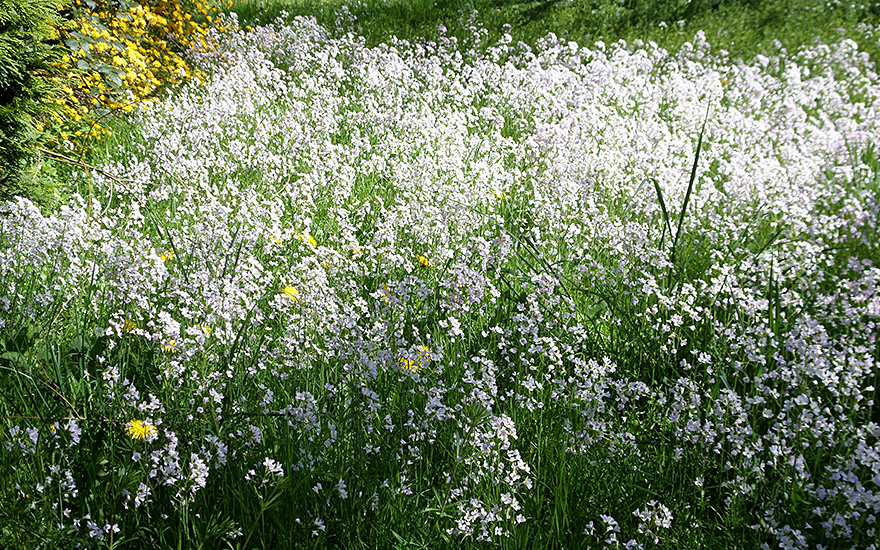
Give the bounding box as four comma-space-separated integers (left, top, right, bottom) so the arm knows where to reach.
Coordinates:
417, 255, 433, 268
281, 286, 299, 303
399, 357, 419, 374
161, 340, 178, 353
400, 346, 430, 374
125, 419, 157, 440
159, 250, 174, 261
123, 319, 138, 333
294, 231, 317, 247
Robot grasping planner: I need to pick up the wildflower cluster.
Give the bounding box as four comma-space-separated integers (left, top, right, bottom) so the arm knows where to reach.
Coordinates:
1, 13, 879, 549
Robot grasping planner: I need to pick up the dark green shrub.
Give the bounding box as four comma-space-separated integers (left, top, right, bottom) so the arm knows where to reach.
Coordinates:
0, 0, 66, 204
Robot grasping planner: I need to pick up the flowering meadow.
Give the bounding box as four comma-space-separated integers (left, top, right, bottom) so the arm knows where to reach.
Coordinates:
2, 11, 880, 549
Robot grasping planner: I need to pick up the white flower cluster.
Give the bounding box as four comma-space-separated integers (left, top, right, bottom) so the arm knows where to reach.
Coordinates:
2, 12, 879, 548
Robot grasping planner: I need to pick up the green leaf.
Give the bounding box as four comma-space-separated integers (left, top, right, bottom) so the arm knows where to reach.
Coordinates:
108, 72, 123, 89
0, 351, 28, 367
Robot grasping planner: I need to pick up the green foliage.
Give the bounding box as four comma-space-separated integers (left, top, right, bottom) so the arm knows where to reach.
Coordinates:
227, 0, 880, 64
0, 0, 66, 205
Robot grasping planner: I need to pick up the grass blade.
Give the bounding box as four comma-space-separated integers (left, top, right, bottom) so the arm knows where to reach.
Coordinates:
670, 103, 711, 283
651, 177, 672, 247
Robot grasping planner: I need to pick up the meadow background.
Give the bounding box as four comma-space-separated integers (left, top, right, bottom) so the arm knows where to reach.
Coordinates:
1, 0, 880, 548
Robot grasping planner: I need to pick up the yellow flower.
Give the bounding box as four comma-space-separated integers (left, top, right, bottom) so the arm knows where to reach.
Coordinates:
123, 319, 138, 333
281, 286, 299, 303
125, 419, 157, 440
400, 346, 430, 374
399, 357, 419, 374
294, 231, 317, 247
161, 340, 178, 353
160, 250, 174, 261
417, 255, 432, 268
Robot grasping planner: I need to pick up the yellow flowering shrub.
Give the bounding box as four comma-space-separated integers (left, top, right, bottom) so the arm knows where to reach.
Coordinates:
48, 0, 231, 143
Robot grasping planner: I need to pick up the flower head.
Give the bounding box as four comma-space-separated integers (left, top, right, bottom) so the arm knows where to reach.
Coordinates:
159, 250, 174, 262
125, 419, 157, 440
161, 340, 178, 353
417, 255, 432, 268
281, 286, 299, 303
123, 319, 138, 333
399, 357, 419, 374
294, 231, 317, 247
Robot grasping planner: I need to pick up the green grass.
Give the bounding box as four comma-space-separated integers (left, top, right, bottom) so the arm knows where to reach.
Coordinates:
226, 0, 880, 62
2, 0, 880, 548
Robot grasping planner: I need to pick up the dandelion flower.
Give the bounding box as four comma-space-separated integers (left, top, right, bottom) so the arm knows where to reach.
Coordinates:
161, 340, 178, 353
417, 255, 432, 268
159, 250, 175, 262
399, 357, 419, 374
281, 286, 299, 303
125, 419, 157, 440
123, 319, 138, 333
294, 231, 317, 247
